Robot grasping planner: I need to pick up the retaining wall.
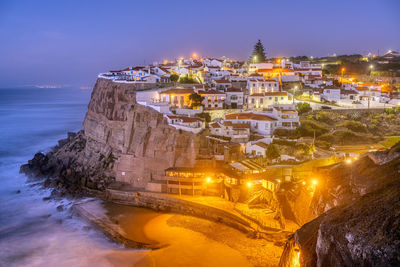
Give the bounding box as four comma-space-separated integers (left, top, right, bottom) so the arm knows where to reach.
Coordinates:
105, 189, 253, 233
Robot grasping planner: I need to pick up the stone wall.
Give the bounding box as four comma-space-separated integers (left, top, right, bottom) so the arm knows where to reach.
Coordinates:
105, 189, 252, 233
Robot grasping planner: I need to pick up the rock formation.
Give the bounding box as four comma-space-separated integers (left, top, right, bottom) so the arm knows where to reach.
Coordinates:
279, 143, 400, 266
21, 78, 211, 193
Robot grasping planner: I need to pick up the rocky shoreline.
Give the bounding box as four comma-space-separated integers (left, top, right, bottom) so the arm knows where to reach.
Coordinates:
20, 77, 400, 266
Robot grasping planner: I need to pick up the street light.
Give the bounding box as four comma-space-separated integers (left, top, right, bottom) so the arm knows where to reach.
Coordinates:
346, 159, 352, 164
246, 181, 252, 187
293, 86, 298, 104
312, 180, 318, 185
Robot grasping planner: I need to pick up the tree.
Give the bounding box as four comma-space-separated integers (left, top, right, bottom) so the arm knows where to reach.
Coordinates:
266, 144, 280, 161
249, 39, 267, 63
296, 102, 312, 115
189, 93, 204, 108
170, 74, 179, 83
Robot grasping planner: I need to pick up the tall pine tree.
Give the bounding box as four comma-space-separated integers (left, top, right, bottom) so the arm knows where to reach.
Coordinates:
249, 39, 267, 63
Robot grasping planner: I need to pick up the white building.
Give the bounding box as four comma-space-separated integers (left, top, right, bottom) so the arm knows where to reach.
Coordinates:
198, 89, 226, 109
246, 141, 269, 157
225, 88, 244, 109
164, 114, 204, 133
225, 112, 278, 136
248, 78, 279, 94
209, 121, 250, 143
321, 86, 341, 102
247, 91, 291, 109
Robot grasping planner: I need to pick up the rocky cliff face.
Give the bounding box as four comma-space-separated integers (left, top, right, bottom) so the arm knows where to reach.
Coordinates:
279, 143, 400, 266
21, 78, 210, 193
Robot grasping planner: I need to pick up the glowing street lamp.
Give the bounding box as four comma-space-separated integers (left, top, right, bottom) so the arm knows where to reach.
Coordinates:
346, 159, 352, 164
293, 86, 298, 104
312, 180, 318, 185
192, 53, 198, 59
206, 177, 212, 183
246, 181, 252, 188
302, 181, 306, 185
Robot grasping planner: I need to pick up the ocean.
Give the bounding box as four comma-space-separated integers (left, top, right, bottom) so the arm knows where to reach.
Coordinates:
0, 87, 127, 266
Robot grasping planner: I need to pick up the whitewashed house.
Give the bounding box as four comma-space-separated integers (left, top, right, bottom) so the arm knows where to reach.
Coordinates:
225, 112, 278, 136
247, 91, 291, 109
209, 121, 250, 143
321, 86, 341, 102
248, 78, 279, 94
246, 141, 269, 157
164, 115, 204, 133
198, 89, 226, 109
225, 88, 244, 109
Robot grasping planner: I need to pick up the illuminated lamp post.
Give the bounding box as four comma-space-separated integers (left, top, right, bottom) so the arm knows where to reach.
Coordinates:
341, 67, 345, 85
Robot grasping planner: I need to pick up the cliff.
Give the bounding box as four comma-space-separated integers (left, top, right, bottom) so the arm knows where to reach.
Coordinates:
21, 78, 210, 193
279, 143, 400, 266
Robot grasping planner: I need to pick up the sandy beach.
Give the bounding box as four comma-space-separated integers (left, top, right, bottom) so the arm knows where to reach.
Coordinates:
90, 201, 283, 267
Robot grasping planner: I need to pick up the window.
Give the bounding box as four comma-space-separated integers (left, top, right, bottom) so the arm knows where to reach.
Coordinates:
275, 97, 278, 101
251, 98, 255, 104
269, 97, 272, 100
260, 98, 263, 104
281, 97, 284, 100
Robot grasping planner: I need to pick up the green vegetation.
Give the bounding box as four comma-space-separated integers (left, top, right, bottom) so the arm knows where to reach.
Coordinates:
381, 136, 400, 148
170, 74, 179, 82
315, 111, 332, 124
336, 120, 367, 133
249, 39, 266, 63
276, 110, 400, 147
296, 120, 328, 137
189, 93, 204, 108
296, 102, 312, 115
179, 76, 198, 84
266, 144, 280, 161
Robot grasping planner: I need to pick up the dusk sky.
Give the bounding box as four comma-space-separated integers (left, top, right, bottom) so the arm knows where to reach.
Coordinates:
1, 0, 399, 87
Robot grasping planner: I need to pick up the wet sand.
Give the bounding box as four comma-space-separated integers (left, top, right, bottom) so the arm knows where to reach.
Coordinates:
97, 201, 283, 266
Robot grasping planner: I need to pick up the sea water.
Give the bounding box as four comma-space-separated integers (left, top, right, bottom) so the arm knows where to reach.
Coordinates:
0, 87, 131, 266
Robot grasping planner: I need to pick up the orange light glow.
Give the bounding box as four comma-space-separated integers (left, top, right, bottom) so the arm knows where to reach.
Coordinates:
346, 159, 352, 164
192, 53, 198, 59
312, 180, 317, 185
206, 177, 212, 183
246, 181, 252, 187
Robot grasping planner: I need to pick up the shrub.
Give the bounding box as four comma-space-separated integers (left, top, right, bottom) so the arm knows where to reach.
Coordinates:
273, 128, 298, 138
296, 102, 312, 115
318, 133, 335, 143
296, 120, 328, 137
334, 130, 361, 144
272, 139, 296, 147
336, 120, 367, 133
170, 74, 179, 82
315, 111, 332, 123
315, 140, 331, 150
266, 144, 280, 160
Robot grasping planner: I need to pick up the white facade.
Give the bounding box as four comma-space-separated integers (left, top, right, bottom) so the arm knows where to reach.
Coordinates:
248, 78, 279, 94
225, 88, 244, 109
209, 121, 250, 143
225, 112, 278, 136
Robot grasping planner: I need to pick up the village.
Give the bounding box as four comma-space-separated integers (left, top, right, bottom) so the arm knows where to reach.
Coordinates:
96, 45, 400, 232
